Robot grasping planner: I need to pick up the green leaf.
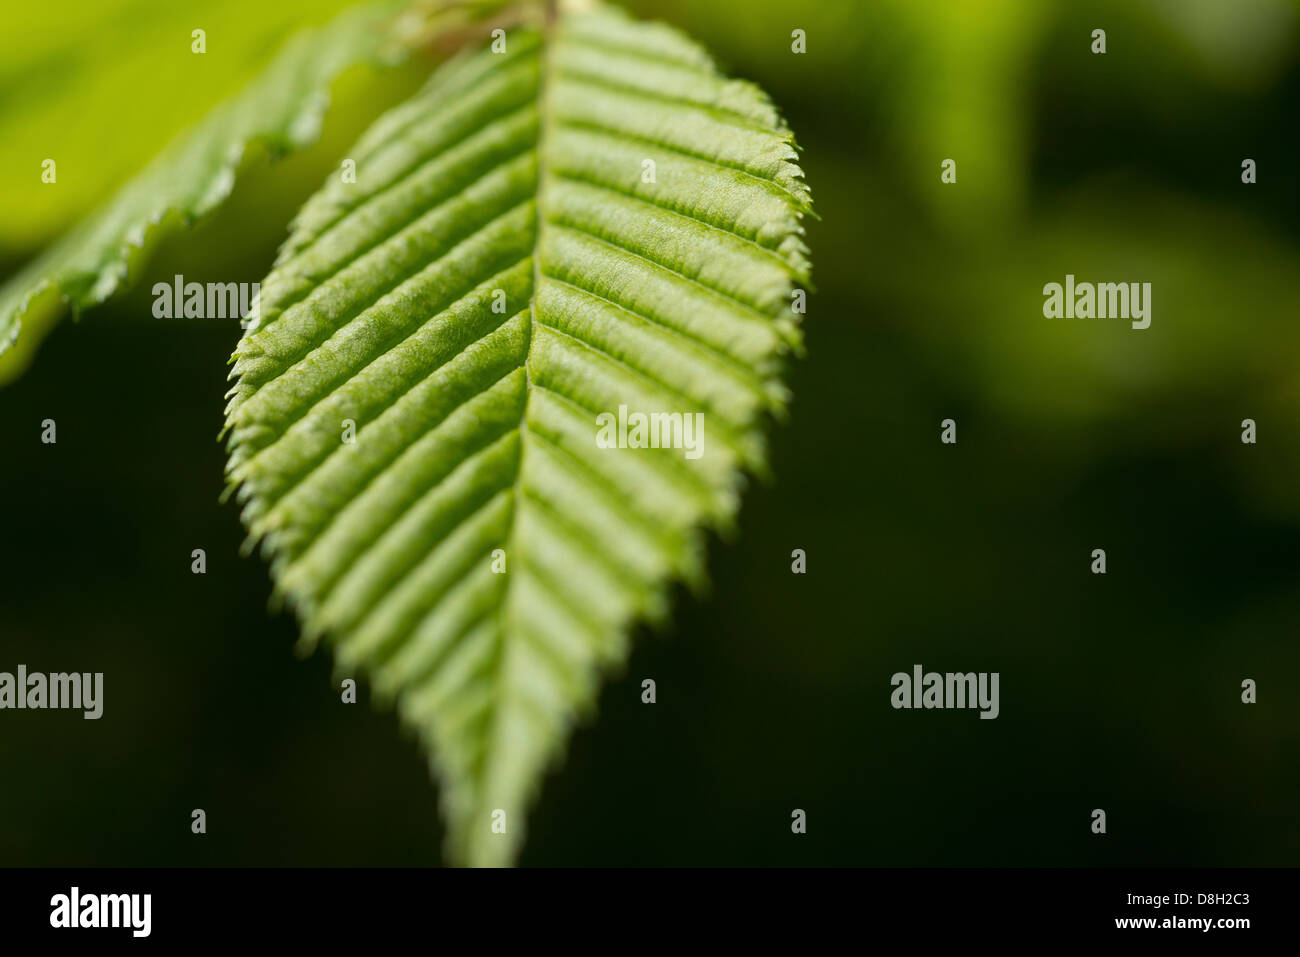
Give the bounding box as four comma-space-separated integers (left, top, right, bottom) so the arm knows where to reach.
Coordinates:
0, 0, 371, 256
0, 0, 410, 380
224, 0, 811, 867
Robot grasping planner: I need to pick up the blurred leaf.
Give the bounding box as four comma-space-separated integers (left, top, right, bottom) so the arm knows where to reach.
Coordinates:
0, 0, 412, 384
1143, 0, 1299, 86
0, 0, 368, 253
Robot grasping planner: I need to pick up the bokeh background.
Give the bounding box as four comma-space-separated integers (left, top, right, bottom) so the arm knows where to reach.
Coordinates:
2, 0, 1298, 865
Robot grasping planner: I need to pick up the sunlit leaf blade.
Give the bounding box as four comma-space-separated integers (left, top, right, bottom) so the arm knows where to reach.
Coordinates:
224, 1, 812, 867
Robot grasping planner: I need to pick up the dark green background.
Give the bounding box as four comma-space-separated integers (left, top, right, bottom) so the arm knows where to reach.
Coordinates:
2, 0, 1299, 865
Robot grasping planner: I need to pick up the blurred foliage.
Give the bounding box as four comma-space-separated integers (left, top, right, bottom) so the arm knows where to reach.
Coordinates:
651, 0, 1300, 510
0, 0, 364, 254
1, 0, 1298, 865
0, 1, 430, 390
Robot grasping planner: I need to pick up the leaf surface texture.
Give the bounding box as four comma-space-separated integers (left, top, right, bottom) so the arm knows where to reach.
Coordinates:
225, 2, 811, 866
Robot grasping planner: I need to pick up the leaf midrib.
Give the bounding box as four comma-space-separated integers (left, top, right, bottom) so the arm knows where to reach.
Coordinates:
485, 7, 557, 837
